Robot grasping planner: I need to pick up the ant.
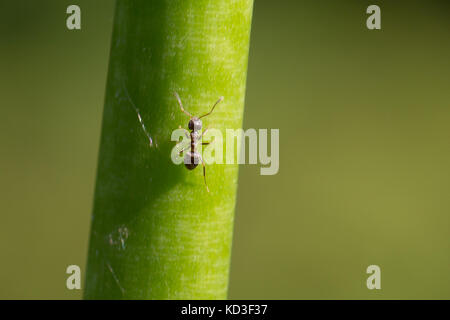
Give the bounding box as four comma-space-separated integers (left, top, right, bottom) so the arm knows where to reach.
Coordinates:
174, 92, 224, 192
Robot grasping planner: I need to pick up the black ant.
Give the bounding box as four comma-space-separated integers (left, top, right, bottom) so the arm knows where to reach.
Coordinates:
174, 92, 223, 192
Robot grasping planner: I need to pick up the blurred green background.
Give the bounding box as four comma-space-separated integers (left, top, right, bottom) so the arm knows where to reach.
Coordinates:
1, 0, 449, 299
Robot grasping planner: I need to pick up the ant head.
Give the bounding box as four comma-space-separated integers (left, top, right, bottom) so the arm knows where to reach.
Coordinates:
188, 117, 202, 131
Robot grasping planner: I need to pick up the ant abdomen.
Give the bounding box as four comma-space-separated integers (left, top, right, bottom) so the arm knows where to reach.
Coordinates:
184, 152, 201, 170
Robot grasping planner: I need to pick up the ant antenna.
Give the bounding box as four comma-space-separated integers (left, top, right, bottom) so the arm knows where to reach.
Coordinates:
199, 96, 224, 119
174, 92, 193, 118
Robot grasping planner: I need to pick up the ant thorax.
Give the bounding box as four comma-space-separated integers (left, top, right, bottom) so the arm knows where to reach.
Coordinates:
191, 131, 201, 141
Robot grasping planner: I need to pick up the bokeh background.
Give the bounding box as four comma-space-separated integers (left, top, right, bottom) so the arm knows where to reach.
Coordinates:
1, 0, 450, 299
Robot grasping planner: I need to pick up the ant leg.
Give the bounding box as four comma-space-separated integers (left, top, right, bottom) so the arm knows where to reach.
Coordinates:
202, 137, 215, 146
196, 130, 214, 149
179, 125, 190, 139
201, 136, 215, 146
199, 96, 224, 119
199, 155, 209, 193
179, 145, 189, 156
201, 128, 209, 138
176, 126, 190, 152
176, 137, 190, 155
174, 92, 193, 118
197, 127, 211, 143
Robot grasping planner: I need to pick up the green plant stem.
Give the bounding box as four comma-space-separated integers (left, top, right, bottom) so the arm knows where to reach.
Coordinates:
84, 0, 254, 299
